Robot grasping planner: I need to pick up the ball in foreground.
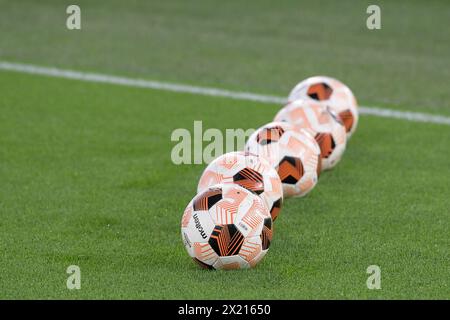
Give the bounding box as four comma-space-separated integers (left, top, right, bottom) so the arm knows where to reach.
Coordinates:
181, 184, 273, 270
245, 122, 321, 198
288, 75, 358, 138
274, 100, 346, 170
198, 151, 283, 221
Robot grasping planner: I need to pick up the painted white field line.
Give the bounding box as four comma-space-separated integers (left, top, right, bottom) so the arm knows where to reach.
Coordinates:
1, 61, 449, 126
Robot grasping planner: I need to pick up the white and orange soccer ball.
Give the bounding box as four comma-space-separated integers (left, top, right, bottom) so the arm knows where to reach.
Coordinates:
274, 100, 347, 170
197, 151, 283, 221
181, 184, 273, 270
245, 122, 321, 198
288, 76, 358, 138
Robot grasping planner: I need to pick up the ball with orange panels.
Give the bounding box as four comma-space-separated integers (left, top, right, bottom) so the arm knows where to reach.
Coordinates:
181, 183, 273, 270
245, 122, 321, 198
197, 151, 283, 222
274, 99, 347, 170
288, 76, 359, 138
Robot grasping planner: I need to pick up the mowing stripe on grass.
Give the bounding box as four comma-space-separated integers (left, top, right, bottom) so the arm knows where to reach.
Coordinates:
1, 61, 449, 126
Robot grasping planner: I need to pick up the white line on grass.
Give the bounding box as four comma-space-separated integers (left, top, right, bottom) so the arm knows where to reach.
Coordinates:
1, 61, 449, 126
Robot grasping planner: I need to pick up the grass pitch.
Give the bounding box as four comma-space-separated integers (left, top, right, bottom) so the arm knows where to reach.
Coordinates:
0, 0, 449, 299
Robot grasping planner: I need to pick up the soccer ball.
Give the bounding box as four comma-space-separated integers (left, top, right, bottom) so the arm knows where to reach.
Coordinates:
274, 100, 346, 170
198, 151, 283, 221
288, 76, 358, 138
181, 184, 273, 270
245, 122, 321, 198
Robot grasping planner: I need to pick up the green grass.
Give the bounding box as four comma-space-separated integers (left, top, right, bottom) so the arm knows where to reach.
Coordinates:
0, 0, 449, 299
0, 0, 449, 115
0, 71, 449, 299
